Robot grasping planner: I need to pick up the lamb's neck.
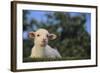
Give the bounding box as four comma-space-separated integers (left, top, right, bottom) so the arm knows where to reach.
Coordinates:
34, 45, 45, 50
31, 45, 46, 58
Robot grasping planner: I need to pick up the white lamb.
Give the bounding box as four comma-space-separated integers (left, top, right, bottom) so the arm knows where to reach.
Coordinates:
29, 28, 61, 58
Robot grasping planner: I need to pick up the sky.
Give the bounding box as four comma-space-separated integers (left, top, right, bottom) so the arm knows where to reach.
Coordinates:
26, 10, 91, 34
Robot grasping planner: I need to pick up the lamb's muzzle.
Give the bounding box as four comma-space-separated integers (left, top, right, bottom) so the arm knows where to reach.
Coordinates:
29, 28, 62, 58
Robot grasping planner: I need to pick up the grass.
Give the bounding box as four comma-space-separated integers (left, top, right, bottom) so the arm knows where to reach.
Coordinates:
23, 57, 90, 62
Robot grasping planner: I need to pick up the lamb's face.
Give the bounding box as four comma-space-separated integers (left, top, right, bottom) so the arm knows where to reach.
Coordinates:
29, 29, 57, 47
34, 29, 49, 47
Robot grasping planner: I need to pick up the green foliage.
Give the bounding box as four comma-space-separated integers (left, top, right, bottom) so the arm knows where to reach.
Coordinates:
23, 10, 91, 62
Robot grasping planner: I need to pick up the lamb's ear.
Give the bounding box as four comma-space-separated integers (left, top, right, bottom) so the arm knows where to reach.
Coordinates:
49, 34, 57, 40
29, 32, 35, 39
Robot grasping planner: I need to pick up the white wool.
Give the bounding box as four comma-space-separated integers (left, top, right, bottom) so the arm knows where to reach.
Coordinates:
44, 45, 61, 58
30, 45, 61, 58
29, 29, 61, 58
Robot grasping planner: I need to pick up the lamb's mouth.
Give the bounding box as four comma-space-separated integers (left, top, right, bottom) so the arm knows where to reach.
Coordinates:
40, 43, 47, 47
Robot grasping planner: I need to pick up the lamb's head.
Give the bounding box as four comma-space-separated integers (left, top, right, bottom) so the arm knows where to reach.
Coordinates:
29, 29, 57, 47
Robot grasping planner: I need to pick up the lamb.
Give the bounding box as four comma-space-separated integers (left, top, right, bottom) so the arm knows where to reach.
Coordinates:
29, 28, 61, 58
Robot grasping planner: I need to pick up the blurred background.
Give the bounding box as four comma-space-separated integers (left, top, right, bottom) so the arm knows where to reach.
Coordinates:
23, 10, 91, 62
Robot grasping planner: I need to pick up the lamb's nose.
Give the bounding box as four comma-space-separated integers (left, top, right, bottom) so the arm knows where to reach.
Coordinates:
43, 38, 46, 41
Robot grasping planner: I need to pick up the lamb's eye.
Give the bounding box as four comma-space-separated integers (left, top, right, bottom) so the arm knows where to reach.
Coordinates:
37, 34, 40, 37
